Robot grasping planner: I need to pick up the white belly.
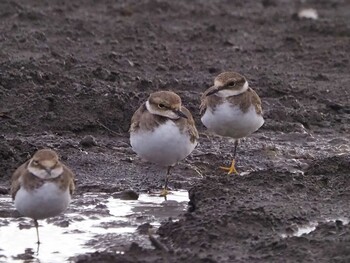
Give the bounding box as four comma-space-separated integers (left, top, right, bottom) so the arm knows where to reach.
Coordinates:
201, 103, 264, 138
14, 182, 71, 220
130, 120, 197, 167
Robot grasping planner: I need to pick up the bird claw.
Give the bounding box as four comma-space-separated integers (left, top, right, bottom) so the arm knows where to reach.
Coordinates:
220, 159, 238, 175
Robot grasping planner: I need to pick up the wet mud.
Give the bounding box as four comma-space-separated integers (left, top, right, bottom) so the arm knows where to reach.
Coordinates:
0, 0, 350, 262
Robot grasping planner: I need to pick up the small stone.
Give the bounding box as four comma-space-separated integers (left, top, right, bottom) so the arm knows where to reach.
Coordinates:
92, 67, 110, 80
206, 24, 216, 32
32, 30, 47, 42
108, 51, 118, 59
223, 39, 235, 46
335, 220, 343, 228
137, 222, 152, 234
208, 67, 219, 74
313, 73, 329, 81
0, 187, 9, 195
112, 190, 139, 200
80, 135, 98, 147
156, 64, 167, 71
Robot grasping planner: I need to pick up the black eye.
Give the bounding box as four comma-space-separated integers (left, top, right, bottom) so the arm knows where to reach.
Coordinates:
33, 160, 39, 165
158, 103, 165, 109
227, 81, 236, 87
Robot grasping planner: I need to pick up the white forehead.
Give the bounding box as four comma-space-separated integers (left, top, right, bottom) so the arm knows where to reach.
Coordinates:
216, 81, 249, 97
41, 160, 56, 167
214, 79, 249, 87
214, 79, 224, 87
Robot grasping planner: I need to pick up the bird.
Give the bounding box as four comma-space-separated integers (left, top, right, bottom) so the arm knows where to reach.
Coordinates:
11, 149, 75, 244
130, 91, 199, 197
200, 72, 264, 174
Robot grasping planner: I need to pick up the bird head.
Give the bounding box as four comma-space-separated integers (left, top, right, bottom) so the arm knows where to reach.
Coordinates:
206, 72, 249, 97
146, 91, 188, 119
28, 149, 63, 179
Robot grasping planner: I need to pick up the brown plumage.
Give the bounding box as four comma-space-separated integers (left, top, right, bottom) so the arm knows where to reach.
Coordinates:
129, 91, 199, 197
200, 87, 263, 116
11, 149, 75, 199
200, 71, 264, 175
11, 148, 75, 244
11, 161, 75, 199
130, 99, 199, 143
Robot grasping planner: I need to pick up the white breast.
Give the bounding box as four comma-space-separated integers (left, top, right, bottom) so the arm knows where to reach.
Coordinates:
14, 182, 71, 220
130, 120, 197, 167
201, 102, 264, 139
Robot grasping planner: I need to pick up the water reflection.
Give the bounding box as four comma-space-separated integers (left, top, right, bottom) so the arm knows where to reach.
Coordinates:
0, 190, 189, 263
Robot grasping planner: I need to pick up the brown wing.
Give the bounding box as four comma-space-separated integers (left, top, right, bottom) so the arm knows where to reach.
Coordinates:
63, 164, 75, 195
180, 106, 199, 143
249, 88, 263, 115
225, 88, 263, 115
129, 103, 146, 133
199, 86, 217, 115
200, 87, 226, 116
10, 161, 29, 199
199, 97, 207, 115
130, 102, 198, 142
199, 93, 208, 115
129, 103, 168, 132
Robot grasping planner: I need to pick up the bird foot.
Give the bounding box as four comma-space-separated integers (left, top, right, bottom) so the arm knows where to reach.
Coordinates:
220, 159, 238, 175
159, 188, 169, 197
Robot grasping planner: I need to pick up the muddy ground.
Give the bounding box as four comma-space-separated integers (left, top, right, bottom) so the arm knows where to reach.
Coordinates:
1, 0, 350, 262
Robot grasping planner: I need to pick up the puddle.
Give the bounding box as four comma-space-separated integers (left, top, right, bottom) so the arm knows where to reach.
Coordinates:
281, 217, 349, 238
0, 190, 189, 263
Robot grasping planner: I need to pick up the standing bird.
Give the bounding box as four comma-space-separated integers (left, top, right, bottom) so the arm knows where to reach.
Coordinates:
200, 72, 264, 174
130, 91, 198, 196
11, 149, 75, 244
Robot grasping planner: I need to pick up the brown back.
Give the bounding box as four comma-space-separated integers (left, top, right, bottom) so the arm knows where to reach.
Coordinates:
130, 103, 199, 143
200, 87, 262, 115
11, 161, 75, 199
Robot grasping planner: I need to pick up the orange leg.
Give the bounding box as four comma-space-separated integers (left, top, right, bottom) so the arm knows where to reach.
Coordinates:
220, 139, 239, 175
220, 159, 238, 174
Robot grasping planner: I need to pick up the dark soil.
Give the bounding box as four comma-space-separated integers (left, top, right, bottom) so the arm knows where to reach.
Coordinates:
1, 0, 350, 262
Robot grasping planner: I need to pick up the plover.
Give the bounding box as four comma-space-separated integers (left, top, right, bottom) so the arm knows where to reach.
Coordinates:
200, 72, 264, 174
130, 91, 199, 196
11, 149, 75, 244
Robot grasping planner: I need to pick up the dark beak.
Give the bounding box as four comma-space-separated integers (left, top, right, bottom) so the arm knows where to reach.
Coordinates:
45, 168, 52, 176
205, 86, 221, 96
173, 110, 188, 119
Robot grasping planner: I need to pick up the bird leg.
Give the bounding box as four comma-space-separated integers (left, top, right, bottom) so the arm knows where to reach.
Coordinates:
160, 166, 172, 198
34, 219, 41, 244
220, 140, 239, 175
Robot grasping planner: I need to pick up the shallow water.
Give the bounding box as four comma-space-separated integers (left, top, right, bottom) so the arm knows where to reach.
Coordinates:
0, 190, 189, 263
281, 217, 349, 238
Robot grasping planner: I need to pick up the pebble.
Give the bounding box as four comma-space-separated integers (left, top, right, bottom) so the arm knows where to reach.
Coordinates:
112, 190, 139, 200
80, 135, 98, 147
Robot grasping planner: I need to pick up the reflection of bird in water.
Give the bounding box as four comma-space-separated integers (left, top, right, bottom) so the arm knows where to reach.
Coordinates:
11, 149, 75, 244
201, 72, 264, 174
130, 91, 198, 197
